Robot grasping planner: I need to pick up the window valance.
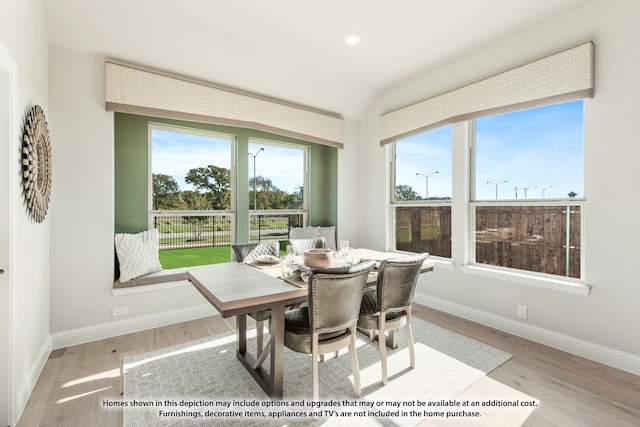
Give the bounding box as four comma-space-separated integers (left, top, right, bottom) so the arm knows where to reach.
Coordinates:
105, 62, 344, 148
380, 42, 594, 145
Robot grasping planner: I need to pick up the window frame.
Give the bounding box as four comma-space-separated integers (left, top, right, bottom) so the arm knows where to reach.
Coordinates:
468, 100, 585, 281
389, 127, 453, 260
247, 137, 309, 213
388, 106, 590, 295
148, 123, 236, 216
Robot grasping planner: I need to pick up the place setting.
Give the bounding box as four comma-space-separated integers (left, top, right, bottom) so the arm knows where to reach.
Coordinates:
246, 254, 281, 269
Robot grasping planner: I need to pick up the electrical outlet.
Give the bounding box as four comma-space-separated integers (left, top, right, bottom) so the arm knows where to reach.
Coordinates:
517, 305, 528, 319
112, 306, 128, 317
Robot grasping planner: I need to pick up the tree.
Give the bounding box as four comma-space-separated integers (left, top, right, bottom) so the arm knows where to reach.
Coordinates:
185, 165, 231, 210
249, 176, 300, 209
181, 190, 210, 240
395, 184, 421, 201
152, 174, 186, 210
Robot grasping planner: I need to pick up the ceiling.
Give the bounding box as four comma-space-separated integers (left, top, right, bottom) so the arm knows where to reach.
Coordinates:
44, 0, 582, 119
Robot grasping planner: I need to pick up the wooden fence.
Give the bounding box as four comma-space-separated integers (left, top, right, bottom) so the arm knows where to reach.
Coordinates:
395, 206, 452, 257
395, 205, 581, 278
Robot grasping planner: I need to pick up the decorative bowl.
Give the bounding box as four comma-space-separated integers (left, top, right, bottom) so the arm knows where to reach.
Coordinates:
303, 248, 332, 268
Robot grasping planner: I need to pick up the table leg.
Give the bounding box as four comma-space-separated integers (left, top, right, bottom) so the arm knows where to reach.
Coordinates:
237, 314, 247, 355
235, 305, 285, 399
269, 304, 285, 398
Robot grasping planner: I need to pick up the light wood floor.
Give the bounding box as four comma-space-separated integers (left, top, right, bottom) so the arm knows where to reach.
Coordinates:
16, 305, 640, 426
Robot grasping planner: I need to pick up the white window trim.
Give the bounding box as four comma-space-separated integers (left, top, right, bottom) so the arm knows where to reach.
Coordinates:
458, 264, 591, 296
467, 105, 587, 293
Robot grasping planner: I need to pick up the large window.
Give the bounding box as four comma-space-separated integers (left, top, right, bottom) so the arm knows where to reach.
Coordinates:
247, 139, 308, 243
392, 126, 452, 258
390, 100, 584, 280
471, 100, 584, 278
150, 125, 235, 267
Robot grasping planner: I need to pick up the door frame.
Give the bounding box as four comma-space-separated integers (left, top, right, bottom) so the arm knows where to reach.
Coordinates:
0, 41, 17, 427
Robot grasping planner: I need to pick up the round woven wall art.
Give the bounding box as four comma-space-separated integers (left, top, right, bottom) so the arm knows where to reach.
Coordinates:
22, 105, 52, 223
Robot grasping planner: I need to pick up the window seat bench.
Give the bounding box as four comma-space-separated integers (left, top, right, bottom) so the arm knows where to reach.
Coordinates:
113, 267, 189, 289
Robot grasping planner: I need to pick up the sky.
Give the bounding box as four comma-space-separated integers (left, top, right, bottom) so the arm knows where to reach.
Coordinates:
152, 100, 583, 200
151, 129, 304, 194
396, 100, 584, 200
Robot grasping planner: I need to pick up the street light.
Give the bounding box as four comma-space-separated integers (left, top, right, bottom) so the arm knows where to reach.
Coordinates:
536, 185, 553, 198
249, 147, 264, 210
487, 180, 507, 199
416, 171, 438, 199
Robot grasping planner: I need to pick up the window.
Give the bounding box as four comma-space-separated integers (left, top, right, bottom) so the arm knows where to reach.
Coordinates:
248, 140, 308, 243
150, 125, 235, 268
391, 126, 452, 258
471, 100, 584, 278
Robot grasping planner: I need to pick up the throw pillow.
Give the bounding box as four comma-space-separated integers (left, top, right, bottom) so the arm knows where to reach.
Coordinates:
289, 227, 320, 240
317, 226, 336, 250
114, 229, 163, 283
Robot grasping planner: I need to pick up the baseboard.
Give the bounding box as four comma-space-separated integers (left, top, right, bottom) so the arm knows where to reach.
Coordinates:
414, 294, 640, 376
15, 335, 51, 424
51, 304, 218, 349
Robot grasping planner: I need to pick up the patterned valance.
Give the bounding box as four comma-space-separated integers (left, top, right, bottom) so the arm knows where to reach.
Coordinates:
105, 62, 344, 148
380, 42, 594, 145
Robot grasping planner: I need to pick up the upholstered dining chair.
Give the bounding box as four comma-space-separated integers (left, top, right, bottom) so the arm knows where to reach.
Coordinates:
283, 260, 376, 400
286, 237, 325, 255
357, 252, 429, 385
231, 241, 280, 358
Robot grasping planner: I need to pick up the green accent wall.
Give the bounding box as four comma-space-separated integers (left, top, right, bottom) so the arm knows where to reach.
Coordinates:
114, 113, 338, 241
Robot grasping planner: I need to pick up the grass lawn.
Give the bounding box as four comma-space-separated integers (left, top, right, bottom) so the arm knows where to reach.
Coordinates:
159, 246, 232, 269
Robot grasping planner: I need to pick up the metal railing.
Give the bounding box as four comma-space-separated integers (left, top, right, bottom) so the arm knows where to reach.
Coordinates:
149, 211, 307, 248
249, 211, 306, 243
150, 212, 234, 250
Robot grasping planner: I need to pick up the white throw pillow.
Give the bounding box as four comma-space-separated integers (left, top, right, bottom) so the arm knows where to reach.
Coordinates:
317, 226, 336, 251
115, 229, 163, 282
289, 227, 320, 240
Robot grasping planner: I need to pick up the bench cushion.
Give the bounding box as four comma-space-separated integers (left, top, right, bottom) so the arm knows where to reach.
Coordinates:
113, 267, 188, 289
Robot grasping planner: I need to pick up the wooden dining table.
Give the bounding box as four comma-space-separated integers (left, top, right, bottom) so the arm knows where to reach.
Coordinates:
186, 248, 435, 398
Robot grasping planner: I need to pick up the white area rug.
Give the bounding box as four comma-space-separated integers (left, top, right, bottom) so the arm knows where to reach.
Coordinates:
122, 318, 512, 426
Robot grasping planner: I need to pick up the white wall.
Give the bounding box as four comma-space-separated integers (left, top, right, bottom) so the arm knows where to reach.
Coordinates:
0, 0, 51, 423
48, 46, 217, 343
356, 0, 640, 371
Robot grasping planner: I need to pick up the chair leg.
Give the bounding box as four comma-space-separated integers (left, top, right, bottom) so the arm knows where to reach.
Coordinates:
405, 311, 415, 369
312, 335, 320, 400
348, 325, 361, 397
379, 317, 388, 385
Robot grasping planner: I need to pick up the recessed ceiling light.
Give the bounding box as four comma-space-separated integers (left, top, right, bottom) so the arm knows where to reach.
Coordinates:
345, 35, 360, 46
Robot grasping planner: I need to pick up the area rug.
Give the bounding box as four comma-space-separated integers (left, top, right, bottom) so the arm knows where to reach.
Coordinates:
122, 318, 511, 426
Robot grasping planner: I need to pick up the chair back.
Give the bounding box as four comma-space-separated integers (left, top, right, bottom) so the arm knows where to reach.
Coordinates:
377, 253, 429, 314
308, 260, 376, 334
231, 241, 279, 262
287, 237, 325, 255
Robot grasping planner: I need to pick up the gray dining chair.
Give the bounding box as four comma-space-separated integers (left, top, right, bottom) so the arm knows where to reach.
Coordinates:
231, 241, 280, 358
284, 260, 376, 400
286, 237, 325, 255
357, 252, 429, 385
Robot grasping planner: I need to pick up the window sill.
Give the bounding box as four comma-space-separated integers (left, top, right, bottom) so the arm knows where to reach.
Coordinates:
429, 258, 455, 271
458, 264, 591, 296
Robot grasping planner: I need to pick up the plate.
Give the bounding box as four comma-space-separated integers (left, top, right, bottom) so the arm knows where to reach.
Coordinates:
254, 255, 280, 264
291, 269, 310, 283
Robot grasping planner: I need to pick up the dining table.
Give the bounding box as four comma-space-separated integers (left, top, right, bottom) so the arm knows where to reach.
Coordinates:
186, 248, 435, 398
